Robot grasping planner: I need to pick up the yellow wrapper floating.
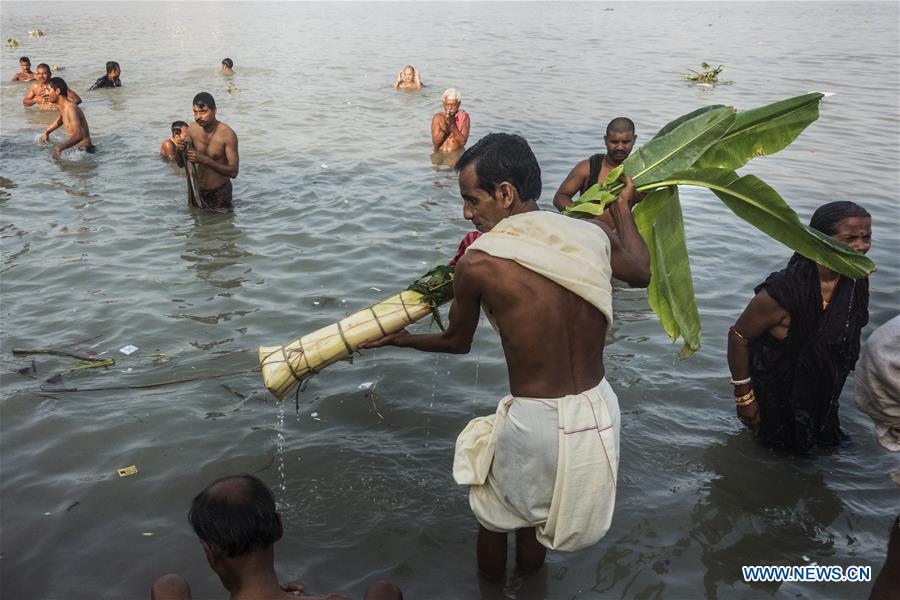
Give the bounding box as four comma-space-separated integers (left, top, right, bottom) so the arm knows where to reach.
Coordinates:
117, 465, 138, 477
259, 265, 454, 399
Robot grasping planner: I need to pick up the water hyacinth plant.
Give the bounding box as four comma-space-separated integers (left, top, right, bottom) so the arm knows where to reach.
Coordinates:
566, 92, 876, 356
684, 62, 732, 84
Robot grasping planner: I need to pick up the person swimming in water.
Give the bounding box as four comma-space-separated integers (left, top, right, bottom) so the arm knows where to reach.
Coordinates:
89, 61, 122, 90
221, 58, 234, 75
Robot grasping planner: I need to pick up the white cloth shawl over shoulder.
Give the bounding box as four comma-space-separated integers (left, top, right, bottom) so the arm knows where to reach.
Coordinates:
466, 210, 614, 326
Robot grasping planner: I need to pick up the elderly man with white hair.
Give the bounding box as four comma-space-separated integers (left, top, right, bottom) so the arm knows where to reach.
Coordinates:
431, 87, 470, 153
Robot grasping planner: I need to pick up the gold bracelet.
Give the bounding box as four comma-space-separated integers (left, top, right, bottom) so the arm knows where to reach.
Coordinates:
735, 390, 756, 406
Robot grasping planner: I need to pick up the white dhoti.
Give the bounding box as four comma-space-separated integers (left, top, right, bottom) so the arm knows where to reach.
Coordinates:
453, 379, 620, 552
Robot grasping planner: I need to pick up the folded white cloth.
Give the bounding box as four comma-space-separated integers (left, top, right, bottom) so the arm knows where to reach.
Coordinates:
855, 315, 900, 452
453, 379, 620, 551
466, 210, 613, 326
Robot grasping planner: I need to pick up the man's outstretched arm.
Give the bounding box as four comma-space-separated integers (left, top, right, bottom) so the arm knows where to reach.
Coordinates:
360, 255, 482, 354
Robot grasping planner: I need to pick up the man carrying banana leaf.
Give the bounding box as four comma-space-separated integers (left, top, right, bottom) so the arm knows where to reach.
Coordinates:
553, 117, 641, 222
360, 133, 650, 580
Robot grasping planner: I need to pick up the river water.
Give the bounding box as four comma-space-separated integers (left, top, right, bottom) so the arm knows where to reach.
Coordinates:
1, 2, 898, 599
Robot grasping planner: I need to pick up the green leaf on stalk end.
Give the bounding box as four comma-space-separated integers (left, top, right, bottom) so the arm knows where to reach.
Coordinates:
601, 165, 624, 187
654, 168, 876, 279
652, 105, 728, 140
693, 92, 824, 171
633, 187, 701, 357
623, 106, 736, 187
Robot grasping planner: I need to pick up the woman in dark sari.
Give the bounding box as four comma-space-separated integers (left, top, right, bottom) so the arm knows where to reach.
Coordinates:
726, 201, 873, 453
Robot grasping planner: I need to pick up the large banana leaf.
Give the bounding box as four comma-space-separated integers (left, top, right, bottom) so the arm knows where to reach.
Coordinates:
633, 187, 701, 357
623, 106, 736, 187
693, 92, 824, 170
651, 168, 876, 279
652, 105, 726, 140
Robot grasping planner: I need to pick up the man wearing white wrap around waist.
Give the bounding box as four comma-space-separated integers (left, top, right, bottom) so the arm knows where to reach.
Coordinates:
360, 133, 650, 580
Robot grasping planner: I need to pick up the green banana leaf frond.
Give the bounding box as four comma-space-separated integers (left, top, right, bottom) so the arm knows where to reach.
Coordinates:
633, 187, 701, 357
651, 168, 876, 279
623, 106, 737, 187
693, 92, 824, 170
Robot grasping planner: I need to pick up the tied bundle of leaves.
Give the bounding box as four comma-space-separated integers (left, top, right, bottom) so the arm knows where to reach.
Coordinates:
566, 92, 876, 357
258, 264, 455, 399
684, 62, 732, 84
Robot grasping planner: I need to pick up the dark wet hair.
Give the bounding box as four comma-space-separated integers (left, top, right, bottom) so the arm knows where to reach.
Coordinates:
192, 92, 216, 109
49, 77, 68, 97
171, 120, 189, 133
188, 474, 281, 558
455, 133, 542, 202
36, 63, 50, 73
809, 201, 870, 236
19, 56, 30, 64
606, 117, 635, 136
106, 61, 120, 75
222, 58, 233, 69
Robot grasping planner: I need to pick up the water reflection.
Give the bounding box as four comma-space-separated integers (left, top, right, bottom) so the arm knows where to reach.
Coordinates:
179, 209, 253, 290
691, 433, 843, 597
431, 148, 463, 172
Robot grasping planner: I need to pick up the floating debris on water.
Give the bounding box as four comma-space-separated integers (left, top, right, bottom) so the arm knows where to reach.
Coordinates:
683, 62, 733, 85
6, 39, 19, 47
117, 465, 138, 477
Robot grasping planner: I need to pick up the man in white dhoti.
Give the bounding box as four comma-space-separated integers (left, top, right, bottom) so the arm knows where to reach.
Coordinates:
361, 133, 650, 579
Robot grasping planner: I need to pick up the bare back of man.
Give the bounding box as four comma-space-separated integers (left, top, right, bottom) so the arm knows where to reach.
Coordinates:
463, 251, 607, 398
42, 80, 93, 158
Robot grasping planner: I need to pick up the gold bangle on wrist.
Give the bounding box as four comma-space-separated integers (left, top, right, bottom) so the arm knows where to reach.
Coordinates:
735, 389, 755, 406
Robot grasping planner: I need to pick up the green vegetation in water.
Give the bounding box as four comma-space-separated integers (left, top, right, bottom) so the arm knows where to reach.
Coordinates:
406, 264, 455, 330
684, 62, 733, 85
565, 92, 875, 357
6, 38, 19, 47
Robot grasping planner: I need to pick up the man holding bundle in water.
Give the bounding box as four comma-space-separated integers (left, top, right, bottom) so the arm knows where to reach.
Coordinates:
361, 133, 650, 579
41, 77, 94, 158
553, 117, 639, 213
176, 92, 239, 210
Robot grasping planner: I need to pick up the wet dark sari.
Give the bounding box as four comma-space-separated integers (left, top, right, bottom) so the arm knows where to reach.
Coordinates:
750, 254, 869, 453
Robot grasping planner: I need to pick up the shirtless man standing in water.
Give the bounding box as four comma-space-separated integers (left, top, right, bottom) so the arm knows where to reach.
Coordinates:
22, 63, 82, 110
176, 92, 239, 210
41, 77, 94, 159
431, 88, 470, 153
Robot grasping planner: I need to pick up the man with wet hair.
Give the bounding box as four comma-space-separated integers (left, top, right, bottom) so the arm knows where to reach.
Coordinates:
89, 60, 122, 90
41, 77, 94, 158
150, 474, 403, 600
10, 56, 35, 82
431, 88, 470, 153
221, 58, 234, 74
362, 133, 650, 580
22, 63, 81, 109
553, 117, 639, 212
175, 92, 239, 209
160, 121, 190, 161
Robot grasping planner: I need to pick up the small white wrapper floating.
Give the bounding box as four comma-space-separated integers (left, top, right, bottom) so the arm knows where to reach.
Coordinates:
119, 344, 138, 355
